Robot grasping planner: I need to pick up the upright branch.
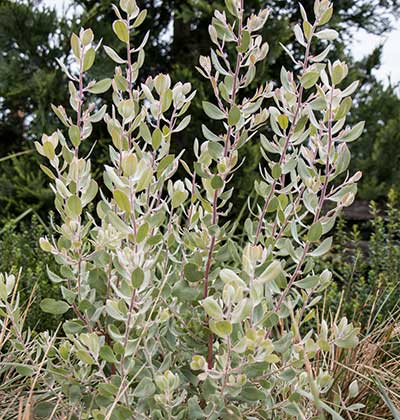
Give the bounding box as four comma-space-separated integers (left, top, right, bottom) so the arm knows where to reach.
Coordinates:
196, 0, 271, 368
253, 21, 316, 245
37, 27, 102, 331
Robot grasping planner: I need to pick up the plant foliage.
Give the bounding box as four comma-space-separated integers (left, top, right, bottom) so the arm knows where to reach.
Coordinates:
1, 0, 369, 418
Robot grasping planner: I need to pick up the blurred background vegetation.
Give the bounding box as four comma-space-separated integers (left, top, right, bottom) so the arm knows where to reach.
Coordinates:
1, 0, 400, 330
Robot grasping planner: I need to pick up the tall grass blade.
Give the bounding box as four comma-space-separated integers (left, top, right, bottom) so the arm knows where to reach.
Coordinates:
374, 377, 400, 419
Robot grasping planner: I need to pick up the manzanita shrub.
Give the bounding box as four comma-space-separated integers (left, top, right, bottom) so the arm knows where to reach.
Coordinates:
2, 0, 366, 418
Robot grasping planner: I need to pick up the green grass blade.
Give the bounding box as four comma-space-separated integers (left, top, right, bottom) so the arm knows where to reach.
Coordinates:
374, 377, 400, 419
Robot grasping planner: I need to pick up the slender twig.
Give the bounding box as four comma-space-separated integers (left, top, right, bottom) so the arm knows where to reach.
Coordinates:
254, 23, 316, 245
266, 82, 336, 338
203, 0, 245, 370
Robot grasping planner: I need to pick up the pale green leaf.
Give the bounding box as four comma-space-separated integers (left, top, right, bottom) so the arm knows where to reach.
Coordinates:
341, 121, 365, 143
113, 189, 131, 213
113, 20, 129, 43
82, 48, 95, 72
202, 101, 225, 120
67, 195, 82, 217
315, 29, 338, 41
40, 298, 69, 315
104, 45, 126, 64
133, 377, 155, 398
209, 320, 232, 337
202, 297, 224, 320
228, 105, 240, 125
88, 78, 112, 94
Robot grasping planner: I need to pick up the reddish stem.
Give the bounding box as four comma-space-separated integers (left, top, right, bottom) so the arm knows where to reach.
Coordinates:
203, 0, 244, 369
266, 85, 335, 338
253, 24, 316, 245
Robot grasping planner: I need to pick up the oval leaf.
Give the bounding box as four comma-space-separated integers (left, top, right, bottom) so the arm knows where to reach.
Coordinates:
113, 20, 129, 43
202, 101, 225, 120
88, 78, 112, 94
40, 298, 70, 315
